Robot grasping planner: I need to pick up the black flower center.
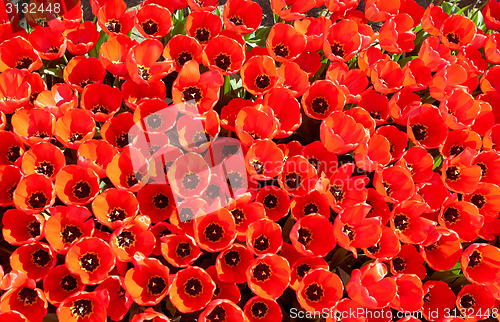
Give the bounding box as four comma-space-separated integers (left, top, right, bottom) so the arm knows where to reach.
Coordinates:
251, 160, 264, 175
116, 231, 135, 248
91, 104, 110, 114
60, 274, 78, 292
18, 287, 38, 305
231, 208, 245, 225
153, 193, 169, 210
116, 132, 129, 148
27, 192, 48, 209
305, 283, 324, 302
73, 181, 92, 199
142, 19, 159, 35
138, 66, 150, 81
303, 203, 319, 215
214, 53, 231, 71
450, 145, 464, 156
176, 242, 191, 258
263, 194, 278, 210
460, 294, 475, 309
382, 181, 392, 196
206, 305, 227, 322
147, 276, 167, 295
184, 278, 203, 296
126, 174, 139, 187
36, 161, 54, 177
370, 111, 382, 120
468, 250, 482, 268
69, 132, 84, 143
296, 263, 311, 278
222, 144, 239, 156
159, 228, 171, 237
32, 248, 51, 267
443, 207, 460, 224
252, 262, 271, 282
297, 227, 313, 246
15, 57, 34, 69
285, 172, 302, 190
412, 124, 427, 141
273, 43, 289, 58
80, 253, 99, 272
35, 18, 48, 27
330, 184, 345, 202
311, 97, 329, 115
446, 32, 460, 44
195, 28, 211, 43
72, 299, 93, 318
224, 250, 240, 267
204, 223, 224, 243
61, 225, 83, 244
47, 46, 59, 53
470, 194, 486, 209
392, 257, 406, 272
229, 16, 244, 25
7, 145, 21, 163
342, 224, 355, 241
331, 41, 345, 58
367, 244, 380, 254
32, 131, 48, 138
109, 208, 127, 222
445, 166, 461, 182
255, 74, 271, 90
204, 184, 220, 201
424, 242, 439, 252
177, 51, 193, 66
476, 162, 487, 177
27, 221, 41, 238
106, 19, 122, 33
226, 171, 243, 189
146, 114, 163, 130
253, 235, 270, 252
182, 86, 203, 103
79, 79, 94, 88
251, 302, 268, 318
394, 214, 409, 231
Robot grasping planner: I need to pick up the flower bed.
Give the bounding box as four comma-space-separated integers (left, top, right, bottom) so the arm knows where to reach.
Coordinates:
1, 0, 500, 320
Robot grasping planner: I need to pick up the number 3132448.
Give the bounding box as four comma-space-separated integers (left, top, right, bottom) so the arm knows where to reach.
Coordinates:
4, 1, 61, 14
444, 307, 499, 319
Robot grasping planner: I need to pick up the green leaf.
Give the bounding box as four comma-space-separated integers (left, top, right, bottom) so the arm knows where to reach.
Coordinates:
164, 298, 177, 317
441, 1, 460, 14
229, 74, 242, 90
99, 179, 107, 193
433, 154, 443, 170
337, 267, 351, 285
329, 247, 350, 268
246, 26, 271, 47
414, 29, 429, 48
164, 13, 187, 43
470, 9, 486, 31
282, 215, 295, 243
43, 67, 63, 78
456, 4, 472, 15
223, 75, 231, 95
88, 30, 109, 58
397, 55, 418, 67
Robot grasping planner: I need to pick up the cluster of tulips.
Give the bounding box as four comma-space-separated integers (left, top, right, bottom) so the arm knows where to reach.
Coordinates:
2, 0, 500, 320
